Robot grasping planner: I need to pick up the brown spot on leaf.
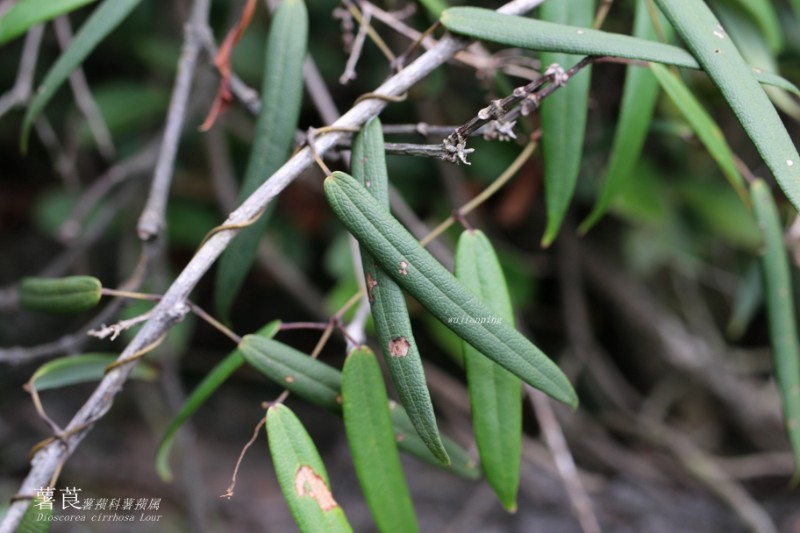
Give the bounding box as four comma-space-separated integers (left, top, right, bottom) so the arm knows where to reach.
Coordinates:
294, 465, 339, 511
399, 261, 408, 275
366, 272, 378, 303
285, 376, 295, 383
395, 433, 405, 443
388, 336, 410, 357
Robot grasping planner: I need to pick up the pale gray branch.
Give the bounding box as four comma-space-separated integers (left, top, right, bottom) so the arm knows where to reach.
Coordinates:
137, 0, 212, 240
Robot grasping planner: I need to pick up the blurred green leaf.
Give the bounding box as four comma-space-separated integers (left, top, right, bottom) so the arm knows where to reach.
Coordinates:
540, 0, 594, 247
751, 179, 800, 477
650, 64, 746, 201
30, 354, 156, 391
0, 0, 97, 45
21, 0, 144, 151
712, 0, 800, 120
77, 83, 169, 146
726, 261, 762, 339
581, 0, 669, 232
654, 0, 800, 216
676, 179, 760, 250
720, 0, 783, 52
20, 276, 102, 314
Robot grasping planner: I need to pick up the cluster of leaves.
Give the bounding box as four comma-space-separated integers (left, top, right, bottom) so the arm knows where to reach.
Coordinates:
4, 0, 800, 530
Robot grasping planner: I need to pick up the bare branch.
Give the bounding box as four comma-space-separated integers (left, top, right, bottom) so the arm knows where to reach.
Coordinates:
53, 16, 115, 159
0, 24, 44, 118
137, 0, 212, 240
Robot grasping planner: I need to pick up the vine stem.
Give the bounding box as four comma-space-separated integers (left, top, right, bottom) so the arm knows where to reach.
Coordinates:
0, 0, 548, 530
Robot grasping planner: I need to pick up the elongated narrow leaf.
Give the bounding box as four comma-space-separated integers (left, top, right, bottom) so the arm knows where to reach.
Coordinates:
324, 172, 577, 408
581, 0, 669, 233
722, 0, 782, 53
214, 0, 308, 320
418, 0, 447, 18
439, 7, 800, 96
455, 230, 521, 512
239, 334, 480, 478
650, 64, 746, 199
20, 0, 143, 151
352, 119, 448, 464
540, 0, 593, 247
751, 180, 800, 477
156, 321, 280, 482
29, 353, 156, 391
342, 347, 419, 533
0, 0, 96, 45
712, 0, 800, 120
654, 0, 800, 214
242, 336, 342, 411
266, 404, 353, 533
20, 275, 102, 314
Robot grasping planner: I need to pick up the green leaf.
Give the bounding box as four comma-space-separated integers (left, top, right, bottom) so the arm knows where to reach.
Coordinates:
0, 0, 96, 46
726, 261, 762, 340
455, 230, 521, 512
342, 346, 419, 533
18, 498, 51, 533
156, 321, 281, 482
352, 119, 449, 465
439, 7, 800, 96
417, 0, 447, 18
29, 353, 156, 391
581, 0, 669, 233
266, 404, 353, 533
214, 0, 308, 320
20, 276, 102, 314
539, 0, 594, 247
238, 334, 480, 478
751, 179, 800, 477
324, 171, 577, 408
720, 0, 782, 53
650, 64, 746, 200
241, 336, 343, 412
653, 0, 800, 215
20, 0, 143, 151
712, 0, 800, 121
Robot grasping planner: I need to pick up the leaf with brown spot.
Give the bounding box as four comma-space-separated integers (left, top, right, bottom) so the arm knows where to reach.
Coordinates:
294, 465, 339, 512
350, 119, 449, 465
388, 337, 410, 357
266, 405, 353, 532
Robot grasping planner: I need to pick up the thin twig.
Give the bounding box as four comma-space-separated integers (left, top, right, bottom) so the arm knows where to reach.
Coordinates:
137, 0, 212, 240
0, 1, 549, 530
0, 24, 44, 118
340, 9, 371, 84
221, 417, 266, 499
528, 386, 602, 533
53, 16, 115, 159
